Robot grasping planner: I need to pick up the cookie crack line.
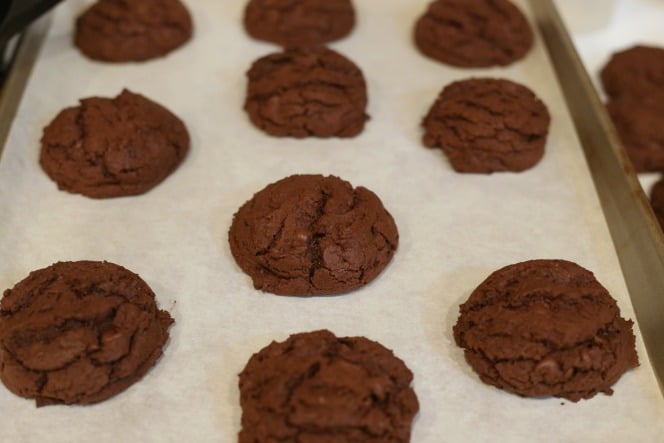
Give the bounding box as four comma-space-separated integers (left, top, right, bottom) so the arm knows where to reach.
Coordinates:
256, 218, 287, 257
107, 326, 140, 375
458, 96, 516, 118
306, 189, 329, 289
37, 322, 165, 404
375, 227, 397, 254
434, 123, 539, 154
465, 331, 621, 362
279, 358, 397, 438
459, 289, 612, 312
3, 306, 138, 374
1, 276, 58, 315
473, 347, 618, 382
250, 79, 363, 103
251, 58, 363, 79
76, 101, 123, 186
435, 115, 513, 144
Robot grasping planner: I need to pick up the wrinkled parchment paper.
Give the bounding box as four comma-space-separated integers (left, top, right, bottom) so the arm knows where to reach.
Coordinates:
0, 1, 663, 441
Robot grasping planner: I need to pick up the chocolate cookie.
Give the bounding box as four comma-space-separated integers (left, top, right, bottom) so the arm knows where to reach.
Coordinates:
600, 45, 664, 100
414, 0, 533, 68
40, 89, 190, 198
649, 176, 664, 230
422, 78, 550, 173
605, 92, 664, 172
244, 0, 355, 46
228, 174, 398, 296
453, 259, 638, 402
0, 261, 174, 406
75, 0, 193, 62
238, 330, 419, 443
600, 46, 664, 172
244, 46, 369, 138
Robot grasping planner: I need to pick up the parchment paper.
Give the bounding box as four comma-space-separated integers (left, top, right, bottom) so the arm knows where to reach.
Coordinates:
1, 1, 663, 442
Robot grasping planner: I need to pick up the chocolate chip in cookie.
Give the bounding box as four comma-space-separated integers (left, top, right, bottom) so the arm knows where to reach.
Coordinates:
228, 174, 398, 296
0, 261, 174, 406
422, 78, 550, 173
40, 89, 190, 198
238, 330, 419, 442
244, 46, 369, 138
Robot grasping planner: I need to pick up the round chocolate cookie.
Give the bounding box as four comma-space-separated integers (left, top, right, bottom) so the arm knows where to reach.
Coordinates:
649, 176, 664, 230
75, 0, 193, 62
244, 46, 369, 138
600, 45, 664, 100
422, 78, 550, 173
228, 174, 398, 296
244, 0, 355, 46
0, 261, 174, 406
414, 0, 533, 68
238, 330, 419, 443
605, 92, 664, 172
453, 259, 639, 402
40, 89, 190, 198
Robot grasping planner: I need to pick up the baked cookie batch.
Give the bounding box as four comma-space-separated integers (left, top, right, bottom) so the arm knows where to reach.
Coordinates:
0, 0, 646, 440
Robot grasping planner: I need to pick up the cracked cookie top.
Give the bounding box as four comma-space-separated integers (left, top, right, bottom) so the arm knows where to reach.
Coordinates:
0, 261, 174, 406
453, 259, 639, 402
238, 330, 419, 443
228, 175, 398, 296
244, 0, 355, 46
414, 0, 533, 68
244, 46, 369, 138
39, 89, 190, 199
74, 0, 193, 62
422, 77, 550, 173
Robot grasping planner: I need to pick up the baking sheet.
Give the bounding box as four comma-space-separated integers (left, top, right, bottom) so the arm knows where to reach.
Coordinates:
557, 0, 664, 193
1, 1, 663, 442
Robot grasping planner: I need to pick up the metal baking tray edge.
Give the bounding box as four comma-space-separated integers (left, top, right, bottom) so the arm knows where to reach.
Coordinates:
0, 13, 51, 161
529, 0, 664, 395
0, 2, 662, 398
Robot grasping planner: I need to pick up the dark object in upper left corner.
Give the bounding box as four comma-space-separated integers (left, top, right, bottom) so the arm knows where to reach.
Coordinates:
0, 0, 64, 80
0, 0, 63, 44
